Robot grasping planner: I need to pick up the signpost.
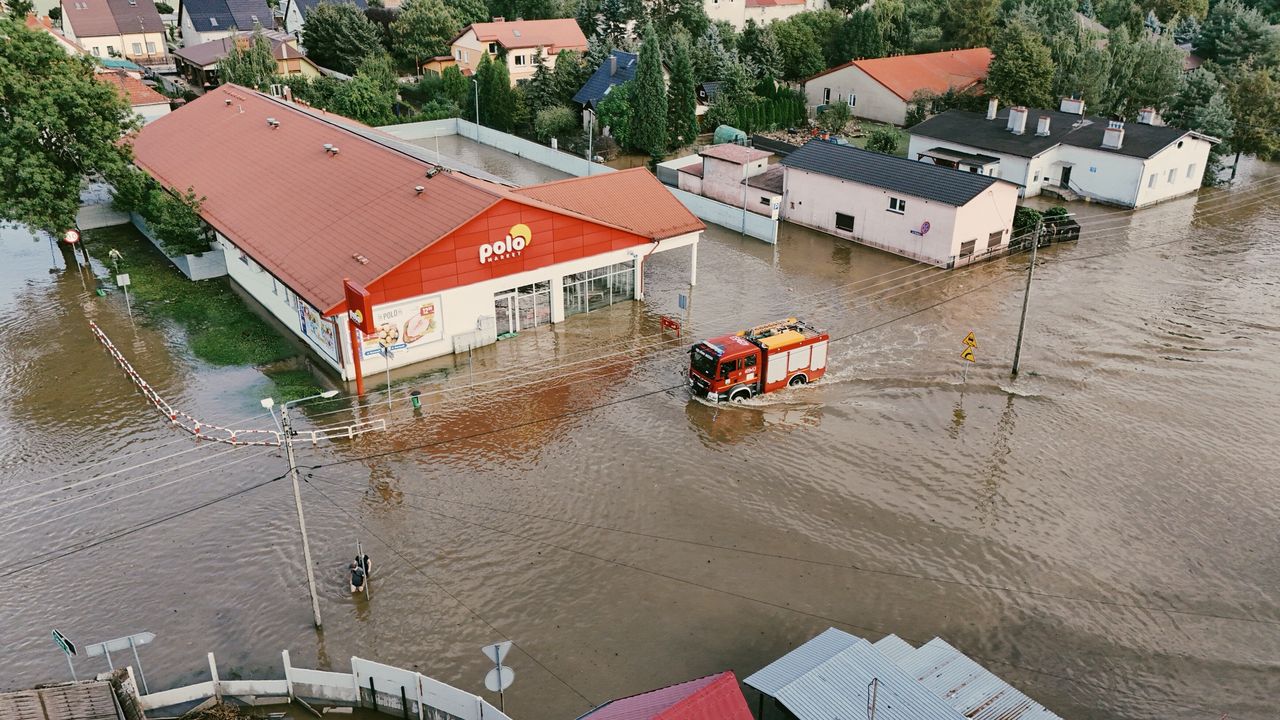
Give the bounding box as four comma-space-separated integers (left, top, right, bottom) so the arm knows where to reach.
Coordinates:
344, 278, 375, 396
116, 273, 132, 315
960, 332, 977, 383
481, 641, 514, 712
52, 629, 77, 681
85, 631, 155, 693
378, 340, 393, 410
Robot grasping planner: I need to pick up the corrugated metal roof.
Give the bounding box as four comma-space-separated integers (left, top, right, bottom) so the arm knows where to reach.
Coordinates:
743, 627, 860, 696
871, 634, 916, 665
782, 140, 1001, 207
890, 638, 1062, 720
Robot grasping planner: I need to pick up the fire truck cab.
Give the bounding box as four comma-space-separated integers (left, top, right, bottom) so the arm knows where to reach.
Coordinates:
688, 318, 830, 402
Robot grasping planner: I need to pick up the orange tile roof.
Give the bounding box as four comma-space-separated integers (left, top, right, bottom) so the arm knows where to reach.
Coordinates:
456, 18, 587, 52
99, 70, 169, 107
513, 169, 705, 241
809, 48, 993, 102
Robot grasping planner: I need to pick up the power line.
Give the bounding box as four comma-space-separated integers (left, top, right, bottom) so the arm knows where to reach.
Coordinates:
303, 481, 596, 708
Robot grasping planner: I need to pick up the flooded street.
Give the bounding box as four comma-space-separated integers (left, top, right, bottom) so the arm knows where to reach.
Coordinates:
2, 142, 1278, 720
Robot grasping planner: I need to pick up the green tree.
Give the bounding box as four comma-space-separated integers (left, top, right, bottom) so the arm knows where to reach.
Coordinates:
817, 102, 851, 133
631, 24, 668, 162
1051, 30, 1110, 108
986, 20, 1055, 108
6, 0, 34, 17
445, 0, 489, 24
301, 1, 384, 75
391, 0, 459, 73
552, 49, 591, 106
1121, 34, 1185, 114
841, 9, 886, 60
0, 16, 138, 235
740, 20, 782, 82
1165, 67, 1234, 183
1098, 0, 1144, 36
666, 35, 698, 149
1222, 64, 1280, 159
596, 80, 633, 147
772, 17, 825, 81
534, 105, 578, 141
875, 0, 914, 54
649, 0, 709, 38
864, 126, 904, 154
1153, 0, 1207, 21
147, 187, 212, 256
790, 9, 847, 67
219, 28, 277, 90
692, 22, 737, 81
476, 52, 515, 131
441, 64, 470, 109
1196, 0, 1279, 68
523, 49, 558, 118
942, 0, 998, 48
331, 55, 398, 125
154, 1, 174, 13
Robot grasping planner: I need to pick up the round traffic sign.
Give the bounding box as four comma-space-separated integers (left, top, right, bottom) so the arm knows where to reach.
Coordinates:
63, 229, 81, 244
484, 666, 514, 692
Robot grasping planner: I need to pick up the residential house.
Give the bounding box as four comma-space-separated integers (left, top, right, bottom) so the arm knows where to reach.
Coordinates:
573, 50, 639, 128
781, 140, 1018, 267
174, 29, 320, 87
98, 69, 171, 123
420, 55, 457, 76
803, 48, 993, 126
60, 0, 173, 71
129, 85, 702, 379
745, 628, 1063, 720
282, 0, 366, 37
677, 144, 783, 218
704, 0, 825, 31
26, 13, 86, 53
450, 18, 588, 86
908, 98, 1219, 207
578, 671, 754, 720
177, 0, 273, 46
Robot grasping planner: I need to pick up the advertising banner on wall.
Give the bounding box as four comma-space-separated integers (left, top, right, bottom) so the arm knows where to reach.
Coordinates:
362, 295, 444, 360
299, 301, 340, 361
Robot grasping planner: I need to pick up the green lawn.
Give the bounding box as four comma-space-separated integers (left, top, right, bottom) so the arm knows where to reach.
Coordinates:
86, 225, 323, 399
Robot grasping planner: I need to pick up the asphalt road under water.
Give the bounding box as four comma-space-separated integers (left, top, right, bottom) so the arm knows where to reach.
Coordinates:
1, 144, 1278, 719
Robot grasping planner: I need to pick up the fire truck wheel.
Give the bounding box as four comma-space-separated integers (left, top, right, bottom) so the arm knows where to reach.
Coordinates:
729, 388, 752, 403
789, 374, 808, 387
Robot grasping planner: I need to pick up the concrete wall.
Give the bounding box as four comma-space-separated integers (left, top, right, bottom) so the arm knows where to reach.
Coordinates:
132, 213, 229, 281
670, 186, 776, 243
382, 119, 616, 178
805, 64, 909, 126
78, 203, 131, 230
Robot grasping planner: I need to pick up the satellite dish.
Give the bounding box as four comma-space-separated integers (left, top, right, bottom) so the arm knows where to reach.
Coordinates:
484, 666, 514, 693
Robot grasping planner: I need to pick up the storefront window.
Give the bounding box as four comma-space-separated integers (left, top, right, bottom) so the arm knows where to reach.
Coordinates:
495, 280, 551, 336
563, 261, 635, 318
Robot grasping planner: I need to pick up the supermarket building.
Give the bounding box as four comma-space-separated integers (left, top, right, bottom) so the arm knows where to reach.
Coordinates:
130, 86, 703, 380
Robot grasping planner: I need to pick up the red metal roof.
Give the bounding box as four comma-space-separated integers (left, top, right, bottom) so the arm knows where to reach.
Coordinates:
578, 672, 753, 720
807, 48, 993, 102
513, 169, 704, 241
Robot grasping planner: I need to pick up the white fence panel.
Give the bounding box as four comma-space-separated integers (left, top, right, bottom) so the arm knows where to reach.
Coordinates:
138, 681, 215, 710
220, 680, 288, 696
667, 187, 777, 243
418, 673, 483, 720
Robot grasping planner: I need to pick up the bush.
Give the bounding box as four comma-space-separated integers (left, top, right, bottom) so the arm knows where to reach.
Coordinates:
864, 127, 904, 155
818, 102, 851, 135
535, 105, 579, 142
1013, 206, 1042, 239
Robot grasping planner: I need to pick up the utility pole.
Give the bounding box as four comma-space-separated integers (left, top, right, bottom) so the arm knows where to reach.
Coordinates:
472, 79, 480, 139
1010, 217, 1043, 376
276, 394, 336, 629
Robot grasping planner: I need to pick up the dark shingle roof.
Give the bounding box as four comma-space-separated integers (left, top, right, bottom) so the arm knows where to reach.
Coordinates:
181, 0, 272, 32
781, 140, 1001, 207
107, 0, 166, 34
911, 108, 1197, 160
573, 50, 638, 108
292, 0, 367, 19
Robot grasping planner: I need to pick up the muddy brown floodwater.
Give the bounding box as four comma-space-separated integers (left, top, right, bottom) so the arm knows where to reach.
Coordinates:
1, 143, 1278, 720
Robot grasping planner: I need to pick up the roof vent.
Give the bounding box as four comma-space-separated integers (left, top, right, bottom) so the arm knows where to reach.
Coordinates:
323, 143, 333, 152
224, 98, 232, 106
426, 166, 442, 178
328, 146, 340, 156
352, 253, 369, 264
414, 185, 425, 194
266, 117, 279, 128
512, 29, 521, 37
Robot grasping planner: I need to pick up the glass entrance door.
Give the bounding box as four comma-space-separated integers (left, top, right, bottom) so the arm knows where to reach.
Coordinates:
494, 291, 516, 335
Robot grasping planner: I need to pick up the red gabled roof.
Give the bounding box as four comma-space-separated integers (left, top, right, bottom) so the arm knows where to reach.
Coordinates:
131, 86, 502, 312
579, 672, 753, 720
453, 18, 587, 52
513, 169, 704, 242
807, 48, 993, 102
98, 69, 169, 107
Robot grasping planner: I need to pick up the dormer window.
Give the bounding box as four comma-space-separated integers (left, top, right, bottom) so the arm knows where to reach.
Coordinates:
210, 17, 218, 26
488, 42, 497, 53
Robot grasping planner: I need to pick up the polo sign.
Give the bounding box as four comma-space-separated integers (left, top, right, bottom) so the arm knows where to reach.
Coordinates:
343, 278, 375, 335
480, 223, 531, 265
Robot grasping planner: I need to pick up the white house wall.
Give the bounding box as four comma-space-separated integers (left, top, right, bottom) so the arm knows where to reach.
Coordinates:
952, 183, 1019, 256
1131, 136, 1212, 207
805, 65, 908, 126
284, 0, 304, 35
704, 0, 823, 30
906, 135, 1031, 191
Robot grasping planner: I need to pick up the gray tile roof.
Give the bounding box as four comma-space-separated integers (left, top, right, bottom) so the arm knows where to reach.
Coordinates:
911, 108, 1199, 160
781, 140, 1002, 206
181, 0, 271, 32
573, 50, 638, 108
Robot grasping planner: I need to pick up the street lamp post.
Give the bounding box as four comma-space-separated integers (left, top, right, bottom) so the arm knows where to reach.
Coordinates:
262, 390, 339, 629
472, 78, 480, 139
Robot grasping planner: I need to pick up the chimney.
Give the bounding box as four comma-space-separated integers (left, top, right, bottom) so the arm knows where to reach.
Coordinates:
1036, 115, 1051, 136
986, 97, 998, 120
492, 16, 504, 21
1102, 120, 1124, 150
1137, 107, 1157, 125
1060, 97, 1085, 115
1007, 106, 1028, 135
609, 54, 616, 76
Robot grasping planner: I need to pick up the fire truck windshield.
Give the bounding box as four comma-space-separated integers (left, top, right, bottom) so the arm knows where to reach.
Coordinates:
690, 346, 718, 377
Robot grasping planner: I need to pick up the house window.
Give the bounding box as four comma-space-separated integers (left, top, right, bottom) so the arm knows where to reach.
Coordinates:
760, 196, 771, 206
132, 42, 143, 55
514, 54, 526, 66
488, 42, 498, 54
1033, 170, 1040, 182
847, 94, 856, 107
822, 88, 831, 104
107, 45, 115, 55
1168, 168, 1177, 183
960, 239, 977, 257
146, 41, 156, 53
888, 197, 906, 214
92, 46, 101, 55
1187, 163, 1196, 179
987, 230, 1003, 249
835, 212, 855, 232
1148, 173, 1157, 188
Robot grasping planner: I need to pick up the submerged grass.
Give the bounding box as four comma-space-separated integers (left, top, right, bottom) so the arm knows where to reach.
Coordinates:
85, 225, 322, 397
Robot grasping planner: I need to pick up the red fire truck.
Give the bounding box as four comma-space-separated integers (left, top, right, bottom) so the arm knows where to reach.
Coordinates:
688, 318, 830, 402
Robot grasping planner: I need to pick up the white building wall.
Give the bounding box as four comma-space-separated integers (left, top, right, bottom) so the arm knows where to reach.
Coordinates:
906, 135, 1032, 192
782, 166, 963, 266
951, 183, 1019, 257
704, 0, 824, 30
284, 0, 305, 35
805, 65, 908, 126
136, 102, 173, 124
1129, 135, 1212, 207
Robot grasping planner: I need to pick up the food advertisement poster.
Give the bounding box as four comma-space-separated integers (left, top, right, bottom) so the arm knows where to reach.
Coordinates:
362, 295, 444, 359
298, 301, 339, 361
